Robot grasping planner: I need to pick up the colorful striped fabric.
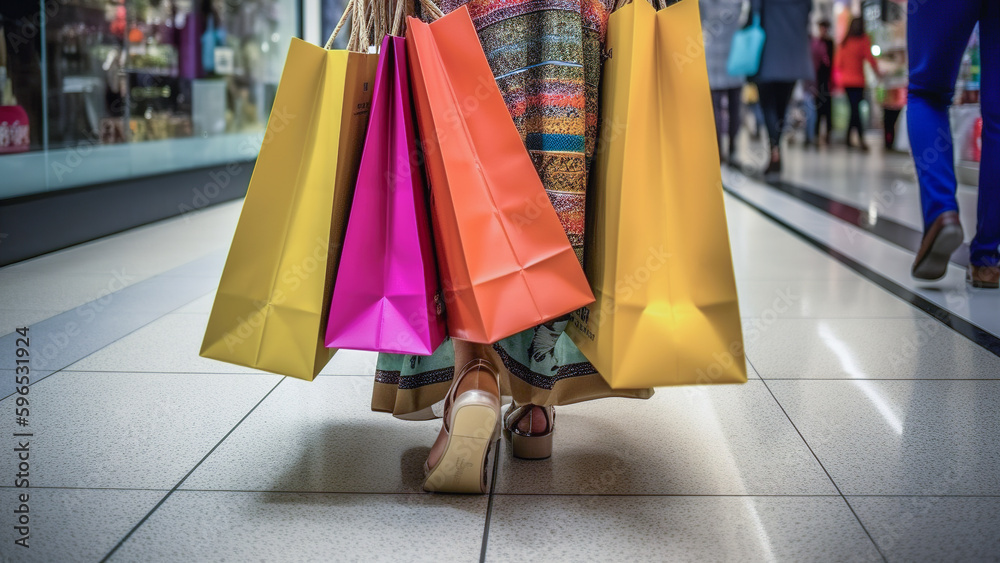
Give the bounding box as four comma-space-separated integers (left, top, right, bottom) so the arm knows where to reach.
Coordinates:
438, 0, 611, 263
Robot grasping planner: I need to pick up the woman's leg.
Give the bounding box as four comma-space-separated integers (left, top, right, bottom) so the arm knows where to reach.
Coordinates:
455, 340, 547, 436
883, 108, 901, 149
757, 82, 782, 150
711, 89, 727, 161
845, 87, 865, 147
726, 87, 742, 160
816, 85, 832, 143
971, 0, 1000, 269
451, 339, 500, 398
758, 81, 796, 171
423, 339, 502, 493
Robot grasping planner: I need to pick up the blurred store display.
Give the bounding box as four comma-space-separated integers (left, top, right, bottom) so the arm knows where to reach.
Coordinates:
1, 24, 31, 154
0, 0, 298, 198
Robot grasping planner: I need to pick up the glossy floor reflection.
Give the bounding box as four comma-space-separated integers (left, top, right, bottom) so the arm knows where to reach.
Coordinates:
1, 157, 999, 561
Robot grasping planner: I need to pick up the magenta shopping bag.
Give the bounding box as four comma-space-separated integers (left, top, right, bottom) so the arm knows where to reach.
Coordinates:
324, 35, 446, 355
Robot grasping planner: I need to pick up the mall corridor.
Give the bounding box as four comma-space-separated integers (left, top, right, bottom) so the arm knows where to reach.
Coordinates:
1, 138, 998, 561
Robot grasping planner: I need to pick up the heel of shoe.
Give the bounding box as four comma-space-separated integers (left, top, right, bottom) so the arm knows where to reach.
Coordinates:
913, 223, 964, 281
503, 403, 554, 460
510, 431, 552, 460
422, 392, 500, 493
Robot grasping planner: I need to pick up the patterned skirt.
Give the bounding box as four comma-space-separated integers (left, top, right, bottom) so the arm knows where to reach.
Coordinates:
372, 0, 654, 418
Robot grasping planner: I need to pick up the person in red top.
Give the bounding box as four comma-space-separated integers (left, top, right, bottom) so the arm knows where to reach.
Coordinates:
836, 17, 881, 150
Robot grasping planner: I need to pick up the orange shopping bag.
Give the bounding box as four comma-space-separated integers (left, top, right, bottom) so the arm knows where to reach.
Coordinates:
405, 6, 594, 344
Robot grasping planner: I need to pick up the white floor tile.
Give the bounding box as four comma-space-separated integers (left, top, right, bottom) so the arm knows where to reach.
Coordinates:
319, 349, 379, 376
849, 496, 1000, 561
486, 496, 881, 562
111, 491, 486, 563
0, 371, 279, 488
744, 318, 1000, 379
737, 278, 921, 318
184, 376, 440, 493
172, 291, 216, 314
0, 272, 148, 312
495, 381, 836, 495
0, 488, 164, 563
768, 380, 1000, 495
65, 313, 263, 374
2, 200, 240, 279
0, 309, 63, 336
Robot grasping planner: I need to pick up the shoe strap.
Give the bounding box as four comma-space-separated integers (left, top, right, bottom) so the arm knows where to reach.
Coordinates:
504, 402, 554, 437
442, 359, 501, 430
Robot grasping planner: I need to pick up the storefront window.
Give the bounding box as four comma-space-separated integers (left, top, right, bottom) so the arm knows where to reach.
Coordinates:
0, 0, 299, 199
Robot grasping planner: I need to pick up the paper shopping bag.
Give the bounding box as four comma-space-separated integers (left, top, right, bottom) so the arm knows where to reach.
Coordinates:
325, 36, 446, 355
405, 7, 595, 344
567, 0, 746, 388
201, 38, 378, 380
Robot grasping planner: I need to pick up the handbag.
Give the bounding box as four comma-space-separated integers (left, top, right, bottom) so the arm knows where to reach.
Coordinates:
324, 35, 446, 355
727, 11, 766, 77
404, 6, 595, 344
567, 0, 746, 389
200, 10, 379, 380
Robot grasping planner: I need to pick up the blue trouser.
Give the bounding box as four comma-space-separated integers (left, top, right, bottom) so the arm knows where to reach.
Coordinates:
908, 0, 999, 267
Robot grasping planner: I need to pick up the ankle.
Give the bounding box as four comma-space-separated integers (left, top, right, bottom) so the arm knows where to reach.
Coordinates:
455, 366, 499, 397
453, 357, 500, 399
510, 402, 552, 434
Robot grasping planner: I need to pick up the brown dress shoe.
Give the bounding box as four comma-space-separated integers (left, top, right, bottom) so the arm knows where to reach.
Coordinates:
912, 211, 963, 281
967, 265, 1000, 289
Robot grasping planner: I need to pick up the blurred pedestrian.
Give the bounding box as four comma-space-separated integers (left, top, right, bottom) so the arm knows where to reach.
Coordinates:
743, 82, 765, 140
812, 19, 834, 145
880, 48, 907, 151
836, 17, 881, 151
751, 0, 814, 175
701, 0, 749, 166
908, 0, 998, 288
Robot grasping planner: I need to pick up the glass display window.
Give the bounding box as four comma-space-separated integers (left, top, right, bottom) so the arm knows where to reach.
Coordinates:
0, 0, 299, 198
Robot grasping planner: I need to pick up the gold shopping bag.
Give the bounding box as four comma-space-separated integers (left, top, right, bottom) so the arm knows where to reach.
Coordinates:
200, 37, 378, 380
567, 0, 746, 389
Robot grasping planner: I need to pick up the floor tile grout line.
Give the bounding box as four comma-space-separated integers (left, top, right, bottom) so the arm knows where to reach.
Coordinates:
5, 484, 995, 498
751, 357, 888, 562
747, 378, 1000, 382
0, 486, 175, 492
6, 371, 999, 383
480, 440, 501, 563
98, 377, 286, 563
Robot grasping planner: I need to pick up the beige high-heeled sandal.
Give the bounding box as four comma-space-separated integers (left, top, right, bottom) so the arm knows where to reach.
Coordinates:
503, 402, 555, 460
422, 359, 501, 493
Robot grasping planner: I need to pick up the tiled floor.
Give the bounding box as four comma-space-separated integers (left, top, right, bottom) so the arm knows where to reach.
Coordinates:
1, 150, 999, 562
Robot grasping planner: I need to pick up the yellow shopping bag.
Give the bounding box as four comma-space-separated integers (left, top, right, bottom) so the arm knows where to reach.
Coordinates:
200, 36, 378, 380
567, 0, 746, 389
